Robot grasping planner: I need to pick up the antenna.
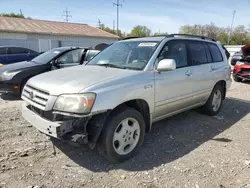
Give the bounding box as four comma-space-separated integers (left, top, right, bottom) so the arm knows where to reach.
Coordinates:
63, 8, 72, 22
113, 0, 123, 35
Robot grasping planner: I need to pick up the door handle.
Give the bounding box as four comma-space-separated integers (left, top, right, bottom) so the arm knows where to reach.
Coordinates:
211, 65, 216, 71
185, 70, 192, 76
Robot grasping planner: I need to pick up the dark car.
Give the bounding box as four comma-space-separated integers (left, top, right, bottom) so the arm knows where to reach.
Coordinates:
230, 50, 243, 66
0, 47, 100, 96
0, 46, 39, 65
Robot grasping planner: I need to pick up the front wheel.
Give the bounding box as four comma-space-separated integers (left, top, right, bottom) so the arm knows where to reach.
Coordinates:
201, 84, 224, 116
97, 107, 145, 163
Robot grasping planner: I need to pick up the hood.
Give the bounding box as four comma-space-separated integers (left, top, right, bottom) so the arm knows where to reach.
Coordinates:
0, 61, 40, 73
242, 44, 250, 57
27, 65, 140, 96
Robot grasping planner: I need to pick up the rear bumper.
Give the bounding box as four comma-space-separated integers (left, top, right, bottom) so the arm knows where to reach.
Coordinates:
0, 81, 20, 95
22, 103, 74, 139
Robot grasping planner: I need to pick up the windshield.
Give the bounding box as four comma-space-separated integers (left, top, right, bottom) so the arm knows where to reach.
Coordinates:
87, 41, 160, 70
31, 48, 67, 64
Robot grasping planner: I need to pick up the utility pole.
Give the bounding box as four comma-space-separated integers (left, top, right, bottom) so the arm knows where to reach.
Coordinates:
227, 10, 236, 45
113, 0, 123, 35
20, 9, 23, 16
97, 19, 102, 28
63, 8, 72, 23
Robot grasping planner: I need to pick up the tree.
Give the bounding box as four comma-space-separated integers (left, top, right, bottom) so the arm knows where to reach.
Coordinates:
179, 23, 250, 45
129, 25, 151, 37
99, 24, 122, 37
0, 13, 25, 18
153, 32, 168, 36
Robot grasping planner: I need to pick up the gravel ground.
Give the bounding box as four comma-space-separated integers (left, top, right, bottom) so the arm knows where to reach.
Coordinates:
0, 81, 250, 188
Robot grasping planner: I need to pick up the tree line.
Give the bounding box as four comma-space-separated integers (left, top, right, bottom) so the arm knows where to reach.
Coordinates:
101, 23, 250, 45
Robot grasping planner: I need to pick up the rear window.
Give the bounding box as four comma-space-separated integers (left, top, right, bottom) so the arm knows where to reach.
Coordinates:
207, 43, 223, 62
0, 48, 6, 55
187, 41, 208, 65
8, 47, 28, 54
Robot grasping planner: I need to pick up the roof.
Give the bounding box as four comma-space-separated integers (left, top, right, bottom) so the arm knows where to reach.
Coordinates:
0, 16, 120, 39
122, 36, 165, 42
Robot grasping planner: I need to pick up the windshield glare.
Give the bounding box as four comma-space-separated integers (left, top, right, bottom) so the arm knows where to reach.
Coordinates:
31, 48, 66, 64
87, 41, 159, 70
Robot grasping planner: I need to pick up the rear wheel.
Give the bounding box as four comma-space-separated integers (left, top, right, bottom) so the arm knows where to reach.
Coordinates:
201, 84, 224, 116
97, 107, 145, 163
233, 76, 243, 82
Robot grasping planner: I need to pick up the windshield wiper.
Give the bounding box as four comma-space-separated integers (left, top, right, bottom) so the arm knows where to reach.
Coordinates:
97, 63, 126, 69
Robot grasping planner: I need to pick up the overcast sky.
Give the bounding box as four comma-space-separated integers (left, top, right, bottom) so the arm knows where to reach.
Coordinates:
1, 0, 250, 33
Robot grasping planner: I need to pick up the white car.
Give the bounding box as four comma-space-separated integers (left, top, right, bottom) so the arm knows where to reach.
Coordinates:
21, 34, 232, 162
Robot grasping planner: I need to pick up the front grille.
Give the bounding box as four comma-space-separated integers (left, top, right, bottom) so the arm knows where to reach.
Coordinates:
240, 68, 250, 74
22, 84, 50, 108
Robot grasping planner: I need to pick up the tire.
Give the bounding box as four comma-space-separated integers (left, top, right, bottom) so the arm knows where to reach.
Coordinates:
233, 76, 243, 82
97, 107, 145, 163
201, 84, 224, 116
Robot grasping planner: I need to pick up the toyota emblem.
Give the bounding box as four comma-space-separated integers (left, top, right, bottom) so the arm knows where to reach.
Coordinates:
29, 91, 34, 99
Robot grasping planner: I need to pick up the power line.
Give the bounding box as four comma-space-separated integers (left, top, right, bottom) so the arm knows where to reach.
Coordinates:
113, 0, 123, 35
227, 10, 236, 45
63, 8, 72, 23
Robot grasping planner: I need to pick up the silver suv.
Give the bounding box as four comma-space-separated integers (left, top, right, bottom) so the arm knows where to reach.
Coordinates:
22, 34, 232, 162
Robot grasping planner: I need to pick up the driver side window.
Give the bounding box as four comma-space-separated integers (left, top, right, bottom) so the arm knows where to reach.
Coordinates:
158, 40, 188, 68
57, 49, 82, 64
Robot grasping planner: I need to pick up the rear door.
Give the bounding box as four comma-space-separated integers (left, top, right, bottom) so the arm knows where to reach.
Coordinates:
55, 49, 84, 68
186, 40, 214, 103
7, 47, 29, 63
206, 42, 228, 85
0, 47, 7, 64
82, 50, 100, 64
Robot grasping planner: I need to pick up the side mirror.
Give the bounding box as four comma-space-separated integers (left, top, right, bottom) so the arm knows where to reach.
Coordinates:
157, 59, 176, 72
52, 59, 60, 68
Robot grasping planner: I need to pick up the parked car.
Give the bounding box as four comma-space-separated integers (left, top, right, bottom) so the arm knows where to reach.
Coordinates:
21, 34, 232, 163
0, 46, 39, 65
0, 47, 99, 95
233, 44, 250, 82
231, 50, 243, 66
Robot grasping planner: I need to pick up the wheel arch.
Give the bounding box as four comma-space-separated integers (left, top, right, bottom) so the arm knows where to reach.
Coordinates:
215, 80, 226, 99
110, 99, 151, 133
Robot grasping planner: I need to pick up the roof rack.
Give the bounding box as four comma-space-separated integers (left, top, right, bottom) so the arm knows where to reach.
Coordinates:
167, 34, 216, 42
122, 36, 140, 40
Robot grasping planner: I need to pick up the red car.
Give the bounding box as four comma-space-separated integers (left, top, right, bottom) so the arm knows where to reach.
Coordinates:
233, 44, 250, 82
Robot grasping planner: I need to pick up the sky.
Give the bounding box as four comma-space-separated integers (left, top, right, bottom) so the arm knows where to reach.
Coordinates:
1, 0, 250, 34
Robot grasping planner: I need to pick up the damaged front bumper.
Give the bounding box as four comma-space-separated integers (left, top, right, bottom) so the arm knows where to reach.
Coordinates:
22, 103, 74, 138
22, 103, 109, 147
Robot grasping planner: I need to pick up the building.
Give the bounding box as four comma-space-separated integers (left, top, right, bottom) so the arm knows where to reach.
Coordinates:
0, 16, 119, 52
224, 45, 243, 56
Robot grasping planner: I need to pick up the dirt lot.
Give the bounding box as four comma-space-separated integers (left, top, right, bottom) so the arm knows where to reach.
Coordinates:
0, 81, 250, 188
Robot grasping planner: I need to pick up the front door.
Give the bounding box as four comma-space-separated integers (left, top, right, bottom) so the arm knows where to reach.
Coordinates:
154, 40, 195, 120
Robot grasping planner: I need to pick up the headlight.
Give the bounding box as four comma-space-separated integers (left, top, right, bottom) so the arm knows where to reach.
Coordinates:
236, 61, 245, 66
0, 64, 3, 67
53, 93, 96, 114
1, 71, 20, 81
